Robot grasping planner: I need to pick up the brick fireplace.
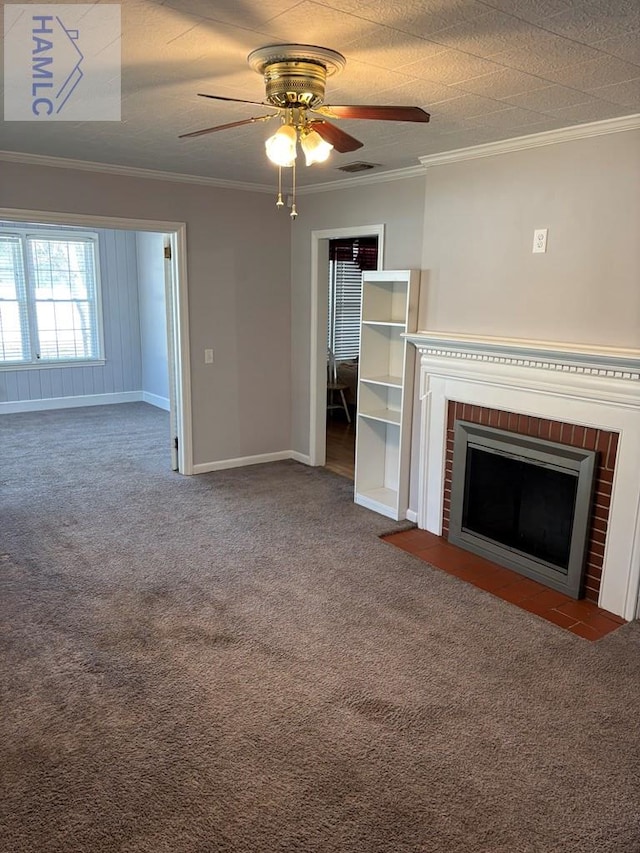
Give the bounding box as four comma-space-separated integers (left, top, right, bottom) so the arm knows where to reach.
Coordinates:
442, 401, 618, 602
406, 332, 640, 620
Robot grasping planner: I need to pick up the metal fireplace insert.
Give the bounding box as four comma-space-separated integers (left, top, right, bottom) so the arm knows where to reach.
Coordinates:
448, 421, 596, 598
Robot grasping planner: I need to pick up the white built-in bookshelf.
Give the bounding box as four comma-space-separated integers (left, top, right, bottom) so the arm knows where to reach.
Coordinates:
354, 269, 420, 520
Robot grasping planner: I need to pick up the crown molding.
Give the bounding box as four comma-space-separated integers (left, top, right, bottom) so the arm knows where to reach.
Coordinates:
4, 112, 637, 193
0, 148, 427, 194
297, 164, 427, 194
419, 113, 640, 168
0, 150, 275, 193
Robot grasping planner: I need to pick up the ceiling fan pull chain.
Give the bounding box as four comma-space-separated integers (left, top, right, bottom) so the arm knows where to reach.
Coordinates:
290, 159, 298, 220
276, 166, 284, 208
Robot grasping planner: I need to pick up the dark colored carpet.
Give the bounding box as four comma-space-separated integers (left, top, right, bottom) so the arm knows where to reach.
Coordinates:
1, 403, 639, 853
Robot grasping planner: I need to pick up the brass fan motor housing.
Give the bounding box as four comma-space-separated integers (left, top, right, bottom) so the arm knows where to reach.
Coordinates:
263, 60, 327, 109
248, 44, 346, 109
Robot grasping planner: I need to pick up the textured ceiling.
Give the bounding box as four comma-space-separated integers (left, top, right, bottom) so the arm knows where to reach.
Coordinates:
1, 0, 639, 187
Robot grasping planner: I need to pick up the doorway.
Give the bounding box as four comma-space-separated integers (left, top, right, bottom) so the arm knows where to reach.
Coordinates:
0, 207, 192, 473
309, 224, 385, 470
325, 236, 379, 479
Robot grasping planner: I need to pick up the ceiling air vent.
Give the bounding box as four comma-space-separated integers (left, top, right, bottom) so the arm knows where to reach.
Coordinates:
337, 162, 380, 173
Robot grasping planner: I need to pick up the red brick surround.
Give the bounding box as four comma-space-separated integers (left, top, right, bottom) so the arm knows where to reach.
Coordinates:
443, 401, 619, 603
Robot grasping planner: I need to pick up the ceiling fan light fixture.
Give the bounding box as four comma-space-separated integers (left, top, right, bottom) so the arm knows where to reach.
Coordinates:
182, 45, 430, 218
265, 123, 297, 167
300, 129, 333, 165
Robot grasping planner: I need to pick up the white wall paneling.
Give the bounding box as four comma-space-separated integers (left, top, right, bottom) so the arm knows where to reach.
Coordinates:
137, 231, 170, 405
0, 223, 142, 402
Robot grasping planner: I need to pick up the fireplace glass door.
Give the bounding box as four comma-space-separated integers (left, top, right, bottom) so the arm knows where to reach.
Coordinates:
464, 447, 578, 571
449, 422, 596, 598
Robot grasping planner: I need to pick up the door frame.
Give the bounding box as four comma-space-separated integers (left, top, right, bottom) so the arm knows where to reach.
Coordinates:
309, 224, 385, 466
164, 234, 180, 471
0, 207, 193, 474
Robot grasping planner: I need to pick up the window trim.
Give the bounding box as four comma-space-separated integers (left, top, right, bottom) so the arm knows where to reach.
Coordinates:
0, 227, 105, 370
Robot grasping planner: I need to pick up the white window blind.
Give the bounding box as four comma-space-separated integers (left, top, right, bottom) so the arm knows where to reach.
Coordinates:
328, 237, 378, 360
0, 229, 103, 367
328, 256, 363, 360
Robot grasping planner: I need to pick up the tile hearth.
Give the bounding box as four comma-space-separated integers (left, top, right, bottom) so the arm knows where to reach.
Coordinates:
383, 528, 625, 642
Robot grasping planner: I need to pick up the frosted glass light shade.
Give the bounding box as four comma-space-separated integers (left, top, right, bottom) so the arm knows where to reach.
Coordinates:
300, 129, 333, 165
265, 124, 297, 167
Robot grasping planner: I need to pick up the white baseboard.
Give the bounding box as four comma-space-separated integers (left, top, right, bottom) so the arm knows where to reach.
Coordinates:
289, 451, 313, 465
0, 391, 142, 414
193, 450, 298, 474
142, 392, 170, 411
406, 509, 418, 524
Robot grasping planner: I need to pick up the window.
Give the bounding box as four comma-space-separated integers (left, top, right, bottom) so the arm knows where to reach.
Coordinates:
328, 254, 362, 360
0, 229, 103, 367
328, 237, 378, 361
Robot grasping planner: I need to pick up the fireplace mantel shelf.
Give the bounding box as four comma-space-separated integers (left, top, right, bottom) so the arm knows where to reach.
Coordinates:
404, 332, 640, 380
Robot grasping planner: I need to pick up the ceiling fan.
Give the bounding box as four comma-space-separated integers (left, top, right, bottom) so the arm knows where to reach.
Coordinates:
179, 44, 430, 217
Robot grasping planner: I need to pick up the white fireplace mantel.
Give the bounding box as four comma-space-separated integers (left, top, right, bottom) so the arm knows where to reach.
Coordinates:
405, 331, 640, 620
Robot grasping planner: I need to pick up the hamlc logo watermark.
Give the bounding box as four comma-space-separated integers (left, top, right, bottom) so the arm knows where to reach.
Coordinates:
4, 4, 121, 121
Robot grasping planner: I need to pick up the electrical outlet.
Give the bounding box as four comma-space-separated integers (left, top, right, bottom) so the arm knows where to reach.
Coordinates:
533, 228, 548, 253
204, 348, 214, 364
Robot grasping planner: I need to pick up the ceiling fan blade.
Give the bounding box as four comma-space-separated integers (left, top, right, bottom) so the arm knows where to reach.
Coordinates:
179, 114, 275, 139
309, 120, 363, 153
198, 93, 269, 108
316, 105, 430, 123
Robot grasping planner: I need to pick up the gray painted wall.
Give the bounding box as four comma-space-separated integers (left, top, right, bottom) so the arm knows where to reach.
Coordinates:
3, 125, 635, 482
136, 231, 169, 404
0, 223, 142, 402
290, 127, 640, 515
0, 162, 292, 468
420, 129, 640, 348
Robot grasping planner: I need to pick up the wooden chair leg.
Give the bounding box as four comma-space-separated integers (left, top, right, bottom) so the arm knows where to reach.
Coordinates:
339, 389, 351, 423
